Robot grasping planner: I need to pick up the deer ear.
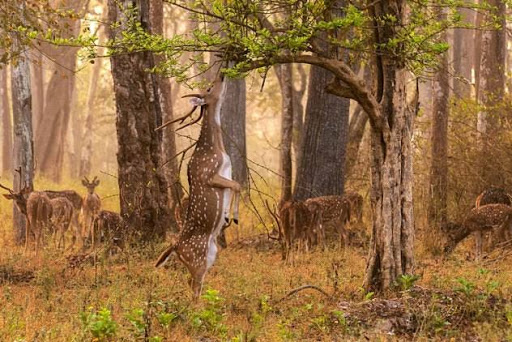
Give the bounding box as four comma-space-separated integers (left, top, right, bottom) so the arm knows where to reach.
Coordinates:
82, 180, 87, 186
95, 180, 100, 186
189, 97, 205, 107
3, 194, 14, 200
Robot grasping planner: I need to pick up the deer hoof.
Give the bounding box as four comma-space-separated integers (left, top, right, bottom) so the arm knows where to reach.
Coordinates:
225, 217, 229, 224
233, 218, 239, 225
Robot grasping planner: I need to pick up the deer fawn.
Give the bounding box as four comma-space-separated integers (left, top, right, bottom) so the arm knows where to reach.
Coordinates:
43, 190, 83, 248
155, 77, 241, 299
49, 197, 74, 249
442, 203, 512, 257
82, 176, 101, 247
92, 210, 124, 251
1, 183, 52, 254
474, 187, 512, 257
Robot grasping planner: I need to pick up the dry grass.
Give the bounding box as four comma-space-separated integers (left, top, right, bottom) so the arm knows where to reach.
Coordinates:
1, 177, 512, 341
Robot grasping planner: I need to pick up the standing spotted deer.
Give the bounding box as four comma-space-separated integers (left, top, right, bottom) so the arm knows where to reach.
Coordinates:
43, 190, 83, 248
473, 187, 512, 257
49, 197, 74, 249
155, 78, 241, 298
442, 204, 512, 257
1, 183, 52, 254
82, 176, 101, 247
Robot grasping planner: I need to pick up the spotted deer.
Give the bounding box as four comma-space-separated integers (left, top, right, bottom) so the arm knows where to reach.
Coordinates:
304, 195, 350, 248
344, 191, 364, 225
1, 183, 52, 253
82, 176, 101, 247
155, 78, 241, 298
92, 210, 124, 251
442, 204, 512, 257
474, 188, 512, 257
43, 190, 83, 247
49, 197, 74, 249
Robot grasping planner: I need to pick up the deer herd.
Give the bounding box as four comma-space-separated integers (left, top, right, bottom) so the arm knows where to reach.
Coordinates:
2, 77, 512, 298
0, 175, 123, 254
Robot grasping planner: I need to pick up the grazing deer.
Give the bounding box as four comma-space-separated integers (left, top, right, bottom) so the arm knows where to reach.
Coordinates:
304, 195, 350, 249
49, 197, 74, 249
92, 210, 124, 251
442, 204, 512, 257
474, 187, 512, 257
82, 176, 101, 247
43, 190, 83, 248
155, 78, 241, 299
1, 183, 52, 253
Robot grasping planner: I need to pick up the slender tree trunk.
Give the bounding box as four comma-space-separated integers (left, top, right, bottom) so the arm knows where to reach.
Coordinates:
292, 64, 307, 169
293, 66, 349, 200
427, 10, 450, 235
275, 64, 294, 202
30, 51, 44, 137
11, 44, 34, 244
452, 7, 474, 98
79, 56, 102, 177
1, 68, 12, 174
221, 71, 248, 187
364, 0, 414, 291
108, 0, 172, 241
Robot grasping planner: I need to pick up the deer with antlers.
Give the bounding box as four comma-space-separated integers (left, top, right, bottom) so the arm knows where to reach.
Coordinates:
155, 77, 241, 299
81, 176, 101, 248
1, 182, 52, 253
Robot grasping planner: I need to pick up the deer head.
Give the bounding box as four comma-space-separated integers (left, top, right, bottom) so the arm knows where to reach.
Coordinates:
1, 182, 31, 215
82, 176, 100, 194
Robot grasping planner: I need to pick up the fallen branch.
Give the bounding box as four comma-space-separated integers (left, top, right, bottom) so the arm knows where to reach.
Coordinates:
275, 284, 331, 303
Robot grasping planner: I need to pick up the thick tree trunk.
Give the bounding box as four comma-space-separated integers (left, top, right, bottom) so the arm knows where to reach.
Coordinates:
477, 0, 506, 186
293, 66, 349, 201
452, 8, 474, 98
79, 56, 102, 177
1, 68, 12, 174
108, 0, 172, 241
364, 67, 414, 291
275, 64, 294, 202
428, 11, 450, 233
11, 48, 34, 244
345, 104, 368, 175
221, 73, 248, 188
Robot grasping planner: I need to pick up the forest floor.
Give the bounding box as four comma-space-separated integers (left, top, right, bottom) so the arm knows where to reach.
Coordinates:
1, 181, 512, 341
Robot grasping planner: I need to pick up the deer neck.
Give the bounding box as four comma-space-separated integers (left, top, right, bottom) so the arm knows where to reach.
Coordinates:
196, 82, 227, 154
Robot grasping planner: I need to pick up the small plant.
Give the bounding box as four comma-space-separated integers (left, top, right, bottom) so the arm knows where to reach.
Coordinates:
364, 291, 375, 301
80, 307, 118, 341
189, 289, 227, 336
125, 308, 146, 337
455, 277, 475, 296
396, 274, 420, 291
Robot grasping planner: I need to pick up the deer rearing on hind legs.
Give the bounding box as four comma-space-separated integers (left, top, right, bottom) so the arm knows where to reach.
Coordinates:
155, 77, 241, 299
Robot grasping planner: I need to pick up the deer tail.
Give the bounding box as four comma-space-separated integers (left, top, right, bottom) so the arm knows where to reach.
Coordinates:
155, 244, 177, 267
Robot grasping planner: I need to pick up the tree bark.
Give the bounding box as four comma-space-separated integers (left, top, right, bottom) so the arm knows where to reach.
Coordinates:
108, 0, 172, 241
292, 64, 307, 169
11, 44, 34, 244
79, 56, 102, 177
345, 104, 368, 175
364, 0, 414, 291
35, 0, 85, 182
275, 64, 294, 202
293, 65, 349, 201
221, 72, 248, 188
427, 10, 450, 232
452, 7, 474, 98
30, 51, 44, 137
1, 67, 12, 174
476, 0, 506, 186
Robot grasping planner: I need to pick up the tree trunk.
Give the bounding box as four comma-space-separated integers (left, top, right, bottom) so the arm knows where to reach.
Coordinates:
345, 104, 368, 175
452, 7, 474, 98
1, 68, 12, 174
275, 64, 294, 202
11, 46, 34, 244
427, 10, 450, 234
364, 0, 414, 291
293, 66, 349, 201
477, 0, 506, 186
79, 56, 102, 177
108, 0, 172, 241
35, 0, 84, 182
30, 51, 44, 137
221, 72, 248, 188
292, 64, 307, 169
